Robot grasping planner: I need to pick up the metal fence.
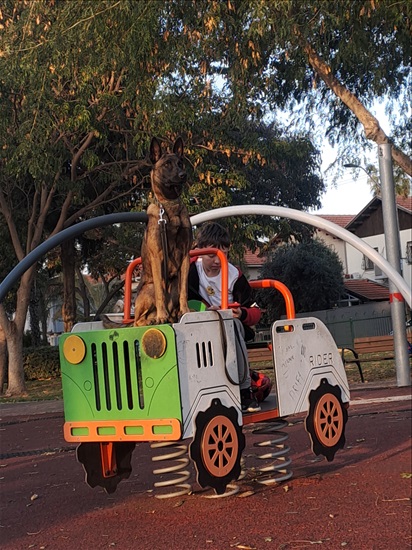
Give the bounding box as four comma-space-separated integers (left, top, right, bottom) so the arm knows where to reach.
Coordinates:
255, 302, 395, 349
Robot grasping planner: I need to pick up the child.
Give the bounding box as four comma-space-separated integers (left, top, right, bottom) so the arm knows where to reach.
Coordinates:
188, 222, 261, 413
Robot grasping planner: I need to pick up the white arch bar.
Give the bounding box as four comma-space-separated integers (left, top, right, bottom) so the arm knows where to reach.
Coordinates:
191, 205, 411, 308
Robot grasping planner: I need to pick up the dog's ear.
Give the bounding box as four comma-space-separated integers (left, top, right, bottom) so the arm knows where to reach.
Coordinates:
173, 137, 184, 157
150, 137, 162, 164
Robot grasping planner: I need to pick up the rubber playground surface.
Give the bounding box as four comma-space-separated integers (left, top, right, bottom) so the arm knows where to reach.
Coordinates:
0, 382, 411, 550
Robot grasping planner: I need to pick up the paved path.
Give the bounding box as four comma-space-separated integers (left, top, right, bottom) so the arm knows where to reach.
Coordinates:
0, 379, 403, 419
0, 382, 411, 550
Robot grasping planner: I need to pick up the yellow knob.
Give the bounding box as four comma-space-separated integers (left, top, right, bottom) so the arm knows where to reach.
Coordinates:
63, 335, 86, 364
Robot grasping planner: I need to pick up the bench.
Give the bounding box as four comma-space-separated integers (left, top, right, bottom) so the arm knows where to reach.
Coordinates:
341, 334, 412, 383
246, 342, 273, 367
248, 335, 411, 383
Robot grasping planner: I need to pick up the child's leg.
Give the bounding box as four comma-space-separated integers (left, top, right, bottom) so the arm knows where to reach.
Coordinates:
233, 319, 251, 390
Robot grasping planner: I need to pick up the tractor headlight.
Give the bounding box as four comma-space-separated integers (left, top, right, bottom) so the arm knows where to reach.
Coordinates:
141, 328, 167, 359
63, 334, 86, 364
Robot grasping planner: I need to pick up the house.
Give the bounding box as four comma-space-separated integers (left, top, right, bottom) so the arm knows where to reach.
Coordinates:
311, 199, 411, 304
345, 195, 412, 292
242, 197, 411, 306
315, 215, 355, 275
242, 249, 266, 280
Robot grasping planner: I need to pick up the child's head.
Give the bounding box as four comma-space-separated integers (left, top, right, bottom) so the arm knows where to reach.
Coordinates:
195, 222, 231, 250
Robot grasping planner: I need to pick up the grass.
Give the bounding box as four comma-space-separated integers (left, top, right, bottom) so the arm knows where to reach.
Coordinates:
344, 360, 397, 384
249, 354, 403, 388
0, 378, 62, 403
0, 353, 407, 404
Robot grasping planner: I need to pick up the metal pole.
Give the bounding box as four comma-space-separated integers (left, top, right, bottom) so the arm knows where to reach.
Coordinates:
378, 143, 410, 387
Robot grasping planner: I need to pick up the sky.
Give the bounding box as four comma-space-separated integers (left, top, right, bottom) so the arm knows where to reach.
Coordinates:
312, 143, 375, 215
311, 103, 393, 216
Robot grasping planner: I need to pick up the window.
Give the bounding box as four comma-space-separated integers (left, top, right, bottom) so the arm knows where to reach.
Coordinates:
407, 242, 412, 265
363, 254, 374, 270
363, 247, 380, 271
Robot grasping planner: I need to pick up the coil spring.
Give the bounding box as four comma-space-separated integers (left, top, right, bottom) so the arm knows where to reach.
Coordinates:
201, 456, 246, 499
250, 418, 293, 485
151, 442, 192, 499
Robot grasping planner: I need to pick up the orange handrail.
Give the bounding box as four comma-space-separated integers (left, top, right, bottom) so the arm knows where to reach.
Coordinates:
122, 248, 229, 322
189, 248, 229, 310
249, 279, 296, 320
122, 251, 295, 322
123, 257, 142, 323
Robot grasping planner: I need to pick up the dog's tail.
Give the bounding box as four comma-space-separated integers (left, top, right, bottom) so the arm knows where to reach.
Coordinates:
100, 314, 133, 329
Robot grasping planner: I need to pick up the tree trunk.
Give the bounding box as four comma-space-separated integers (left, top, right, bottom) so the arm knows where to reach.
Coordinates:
61, 239, 77, 332
0, 326, 7, 395
39, 290, 48, 344
5, 323, 27, 396
29, 283, 42, 347
1, 267, 36, 396
76, 265, 90, 320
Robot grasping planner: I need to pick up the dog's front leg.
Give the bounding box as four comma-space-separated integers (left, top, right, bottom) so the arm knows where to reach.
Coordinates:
178, 253, 191, 318
151, 252, 169, 325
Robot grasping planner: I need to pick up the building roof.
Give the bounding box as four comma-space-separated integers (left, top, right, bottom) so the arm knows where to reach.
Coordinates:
396, 195, 412, 213
317, 214, 355, 228
346, 195, 412, 234
243, 249, 266, 266
344, 278, 389, 302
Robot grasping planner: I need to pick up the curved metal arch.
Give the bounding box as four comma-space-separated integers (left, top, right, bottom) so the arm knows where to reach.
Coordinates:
0, 213, 148, 303
191, 206, 411, 308
1, 206, 410, 309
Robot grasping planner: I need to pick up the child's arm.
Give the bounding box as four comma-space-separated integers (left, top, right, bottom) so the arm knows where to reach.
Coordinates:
233, 271, 262, 327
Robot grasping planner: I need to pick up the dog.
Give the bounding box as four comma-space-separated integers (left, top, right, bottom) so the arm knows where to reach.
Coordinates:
130, 136, 192, 326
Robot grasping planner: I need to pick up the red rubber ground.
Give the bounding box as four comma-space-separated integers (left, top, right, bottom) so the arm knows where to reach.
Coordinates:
0, 384, 410, 550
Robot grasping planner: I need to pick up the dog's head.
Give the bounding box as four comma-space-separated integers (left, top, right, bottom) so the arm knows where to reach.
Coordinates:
150, 137, 187, 201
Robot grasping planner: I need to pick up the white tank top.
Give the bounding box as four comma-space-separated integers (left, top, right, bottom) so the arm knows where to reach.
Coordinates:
195, 258, 239, 307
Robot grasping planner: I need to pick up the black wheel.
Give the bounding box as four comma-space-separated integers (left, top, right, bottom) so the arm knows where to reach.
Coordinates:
189, 398, 245, 495
77, 441, 135, 494
305, 379, 348, 462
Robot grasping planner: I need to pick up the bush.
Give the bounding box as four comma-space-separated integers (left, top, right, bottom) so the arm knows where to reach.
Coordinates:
257, 239, 345, 323
23, 346, 61, 380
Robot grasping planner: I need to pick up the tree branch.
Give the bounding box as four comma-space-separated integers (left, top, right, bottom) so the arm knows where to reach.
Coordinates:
71, 131, 95, 181
295, 29, 412, 176
0, 188, 25, 261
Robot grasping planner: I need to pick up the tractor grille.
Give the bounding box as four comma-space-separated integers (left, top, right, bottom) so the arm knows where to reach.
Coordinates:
195, 340, 214, 369
90, 340, 144, 412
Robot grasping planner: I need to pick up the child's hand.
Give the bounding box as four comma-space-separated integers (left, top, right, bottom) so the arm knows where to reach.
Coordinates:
231, 307, 242, 319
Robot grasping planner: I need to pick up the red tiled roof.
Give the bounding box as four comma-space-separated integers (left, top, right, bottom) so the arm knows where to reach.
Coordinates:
243, 249, 266, 266
317, 215, 355, 228
344, 279, 389, 301
396, 196, 412, 213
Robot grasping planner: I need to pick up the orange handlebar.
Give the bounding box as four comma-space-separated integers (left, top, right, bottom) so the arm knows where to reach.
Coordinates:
123, 257, 142, 323
249, 279, 295, 320
122, 250, 295, 322
122, 248, 229, 322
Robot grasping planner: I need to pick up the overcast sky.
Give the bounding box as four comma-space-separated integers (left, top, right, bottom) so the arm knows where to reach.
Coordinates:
312, 145, 375, 215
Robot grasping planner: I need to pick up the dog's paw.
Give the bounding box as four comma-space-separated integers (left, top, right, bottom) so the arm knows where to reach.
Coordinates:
178, 306, 190, 318
151, 316, 167, 325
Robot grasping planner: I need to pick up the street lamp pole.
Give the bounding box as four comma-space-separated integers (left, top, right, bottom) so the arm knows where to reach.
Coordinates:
377, 144, 410, 387
345, 148, 410, 387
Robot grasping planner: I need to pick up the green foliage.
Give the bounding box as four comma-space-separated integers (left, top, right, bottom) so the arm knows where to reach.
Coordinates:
257, 239, 345, 323
2, 0, 406, 352
23, 346, 61, 380
0, 0, 326, 322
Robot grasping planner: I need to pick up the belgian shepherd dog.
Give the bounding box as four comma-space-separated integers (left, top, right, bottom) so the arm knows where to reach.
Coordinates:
131, 137, 192, 326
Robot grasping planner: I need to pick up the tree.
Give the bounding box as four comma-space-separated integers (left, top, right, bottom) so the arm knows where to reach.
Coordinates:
6, 0, 398, 395
167, 0, 411, 175
0, 1, 324, 396
257, 240, 345, 323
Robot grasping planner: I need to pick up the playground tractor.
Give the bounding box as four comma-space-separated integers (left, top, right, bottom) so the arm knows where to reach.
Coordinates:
59, 249, 350, 496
